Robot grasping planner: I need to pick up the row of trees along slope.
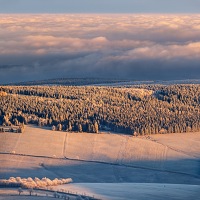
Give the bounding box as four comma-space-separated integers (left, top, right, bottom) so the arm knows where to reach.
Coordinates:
0, 85, 200, 135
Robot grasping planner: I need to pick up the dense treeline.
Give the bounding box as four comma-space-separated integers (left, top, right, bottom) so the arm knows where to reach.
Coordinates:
0, 85, 200, 135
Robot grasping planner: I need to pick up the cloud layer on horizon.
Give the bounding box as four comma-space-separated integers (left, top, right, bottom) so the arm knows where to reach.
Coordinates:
0, 14, 200, 83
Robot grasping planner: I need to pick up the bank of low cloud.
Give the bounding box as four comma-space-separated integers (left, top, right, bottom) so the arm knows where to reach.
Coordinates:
0, 14, 200, 83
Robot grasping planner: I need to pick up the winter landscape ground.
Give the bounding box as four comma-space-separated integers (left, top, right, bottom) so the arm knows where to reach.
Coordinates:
0, 125, 200, 199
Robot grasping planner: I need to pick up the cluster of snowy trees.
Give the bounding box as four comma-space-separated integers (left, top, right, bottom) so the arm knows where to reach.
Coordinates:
0, 85, 200, 135
0, 177, 72, 189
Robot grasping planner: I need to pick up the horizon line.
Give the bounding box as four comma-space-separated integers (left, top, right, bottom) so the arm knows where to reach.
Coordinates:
0, 12, 199, 15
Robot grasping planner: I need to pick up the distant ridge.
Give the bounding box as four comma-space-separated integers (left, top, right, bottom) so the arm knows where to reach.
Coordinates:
6, 78, 200, 86
6, 78, 127, 86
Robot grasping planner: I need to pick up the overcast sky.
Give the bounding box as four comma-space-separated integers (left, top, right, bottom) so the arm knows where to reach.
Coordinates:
0, 0, 200, 13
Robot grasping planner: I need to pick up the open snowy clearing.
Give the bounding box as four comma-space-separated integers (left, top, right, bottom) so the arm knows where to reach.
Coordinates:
1, 154, 200, 185
150, 133, 200, 158
0, 125, 200, 199
1, 183, 199, 200
0, 126, 66, 158
1, 126, 200, 176
1, 125, 200, 161
0, 188, 51, 200
55, 183, 200, 200
0, 125, 200, 184
0, 188, 78, 200
0, 196, 52, 200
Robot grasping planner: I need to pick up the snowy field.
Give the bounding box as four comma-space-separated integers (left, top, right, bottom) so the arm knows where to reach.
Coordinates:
0, 188, 49, 200
0, 188, 77, 200
0, 125, 200, 199
0, 126, 66, 158
151, 133, 200, 158
55, 183, 200, 200
1, 184, 199, 200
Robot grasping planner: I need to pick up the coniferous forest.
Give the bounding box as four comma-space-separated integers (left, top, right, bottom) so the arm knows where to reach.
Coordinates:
0, 84, 200, 135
